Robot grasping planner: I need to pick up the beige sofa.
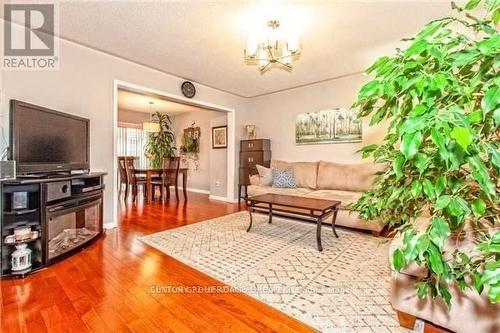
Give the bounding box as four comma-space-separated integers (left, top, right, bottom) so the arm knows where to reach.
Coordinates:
390, 219, 500, 332
247, 160, 385, 235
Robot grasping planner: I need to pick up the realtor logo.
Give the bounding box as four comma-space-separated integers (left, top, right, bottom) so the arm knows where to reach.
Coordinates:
3, 3, 59, 70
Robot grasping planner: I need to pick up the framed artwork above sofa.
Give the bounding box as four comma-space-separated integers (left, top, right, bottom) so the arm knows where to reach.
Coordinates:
295, 108, 362, 145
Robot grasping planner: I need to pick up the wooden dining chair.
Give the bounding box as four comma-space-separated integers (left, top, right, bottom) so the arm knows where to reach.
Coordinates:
124, 157, 147, 202
117, 157, 129, 199
152, 157, 181, 201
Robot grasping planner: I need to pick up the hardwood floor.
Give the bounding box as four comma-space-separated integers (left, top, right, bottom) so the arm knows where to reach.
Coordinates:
1, 191, 314, 333
1, 190, 450, 333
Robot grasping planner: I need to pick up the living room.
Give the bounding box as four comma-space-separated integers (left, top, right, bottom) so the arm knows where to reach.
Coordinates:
0, 1, 499, 333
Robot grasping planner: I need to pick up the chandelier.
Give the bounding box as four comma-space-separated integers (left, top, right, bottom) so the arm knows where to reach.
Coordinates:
143, 101, 160, 133
244, 19, 301, 73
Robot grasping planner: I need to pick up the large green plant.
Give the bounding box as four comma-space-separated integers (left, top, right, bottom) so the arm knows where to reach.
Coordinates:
351, 0, 499, 306
144, 112, 176, 168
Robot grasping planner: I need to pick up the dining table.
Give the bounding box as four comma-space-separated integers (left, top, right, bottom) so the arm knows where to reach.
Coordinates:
134, 167, 188, 202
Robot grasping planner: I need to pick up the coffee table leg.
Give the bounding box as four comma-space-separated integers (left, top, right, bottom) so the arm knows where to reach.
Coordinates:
247, 206, 253, 232
332, 209, 339, 238
269, 203, 273, 224
316, 216, 323, 252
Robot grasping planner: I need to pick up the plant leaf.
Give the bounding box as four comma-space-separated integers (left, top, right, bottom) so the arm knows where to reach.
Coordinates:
423, 179, 436, 199
431, 129, 450, 161
428, 244, 444, 275
450, 127, 473, 151
435, 176, 447, 196
435, 195, 451, 209
488, 282, 500, 303
467, 110, 483, 124
411, 104, 427, 116
465, 0, 481, 10
410, 180, 423, 197
414, 153, 430, 174
471, 198, 487, 217
394, 154, 405, 179
416, 234, 430, 253
359, 80, 380, 99
401, 131, 423, 159
405, 40, 428, 57
482, 86, 499, 114
393, 249, 405, 272
494, 108, 500, 126
429, 217, 451, 249
468, 156, 496, 197
438, 283, 452, 307
417, 282, 429, 299
451, 49, 481, 68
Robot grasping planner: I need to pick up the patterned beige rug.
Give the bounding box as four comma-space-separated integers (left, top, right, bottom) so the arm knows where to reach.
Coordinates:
140, 211, 419, 332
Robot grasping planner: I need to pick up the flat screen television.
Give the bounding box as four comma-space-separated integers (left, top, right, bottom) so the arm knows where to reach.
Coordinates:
10, 100, 90, 174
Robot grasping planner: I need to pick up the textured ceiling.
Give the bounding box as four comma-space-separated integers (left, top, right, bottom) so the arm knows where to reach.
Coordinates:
56, 1, 456, 97
118, 89, 209, 115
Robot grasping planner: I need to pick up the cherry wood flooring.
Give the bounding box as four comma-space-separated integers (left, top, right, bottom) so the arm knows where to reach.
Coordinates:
0, 192, 314, 333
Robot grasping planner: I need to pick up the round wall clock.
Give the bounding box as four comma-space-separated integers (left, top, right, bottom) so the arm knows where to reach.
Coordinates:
181, 81, 196, 98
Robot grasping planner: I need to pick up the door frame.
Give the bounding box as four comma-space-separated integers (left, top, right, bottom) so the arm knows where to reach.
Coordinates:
111, 79, 236, 227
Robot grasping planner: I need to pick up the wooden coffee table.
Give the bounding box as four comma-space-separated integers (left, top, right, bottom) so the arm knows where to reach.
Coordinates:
246, 194, 341, 251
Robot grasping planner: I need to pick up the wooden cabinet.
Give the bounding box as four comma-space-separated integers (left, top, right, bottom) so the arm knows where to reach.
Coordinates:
239, 139, 271, 201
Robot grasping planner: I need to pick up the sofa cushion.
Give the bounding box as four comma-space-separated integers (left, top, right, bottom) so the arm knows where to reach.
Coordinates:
272, 167, 297, 188
247, 185, 313, 197
272, 160, 319, 189
317, 161, 384, 192
307, 189, 362, 209
256, 164, 273, 186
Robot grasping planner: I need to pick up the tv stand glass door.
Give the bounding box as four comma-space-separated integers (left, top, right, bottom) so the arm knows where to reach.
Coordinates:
46, 196, 102, 261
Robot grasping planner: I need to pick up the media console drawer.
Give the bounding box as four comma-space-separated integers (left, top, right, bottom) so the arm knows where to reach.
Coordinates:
46, 181, 71, 202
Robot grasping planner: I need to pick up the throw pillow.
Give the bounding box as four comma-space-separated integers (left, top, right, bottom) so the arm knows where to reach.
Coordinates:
256, 164, 273, 186
272, 167, 297, 188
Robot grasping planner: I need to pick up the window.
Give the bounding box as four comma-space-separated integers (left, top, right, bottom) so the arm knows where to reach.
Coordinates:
116, 125, 150, 168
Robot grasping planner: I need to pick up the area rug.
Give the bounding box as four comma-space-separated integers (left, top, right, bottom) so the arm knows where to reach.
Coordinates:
140, 211, 420, 332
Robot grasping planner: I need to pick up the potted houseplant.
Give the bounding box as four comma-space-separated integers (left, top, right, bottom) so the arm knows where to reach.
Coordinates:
144, 111, 176, 168
351, 0, 499, 306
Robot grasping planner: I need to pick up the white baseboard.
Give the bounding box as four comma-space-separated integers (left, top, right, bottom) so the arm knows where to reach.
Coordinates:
104, 221, 118, 229
209, 195, 238, 203
174, 186, 210, 195
209, 195, 228, 202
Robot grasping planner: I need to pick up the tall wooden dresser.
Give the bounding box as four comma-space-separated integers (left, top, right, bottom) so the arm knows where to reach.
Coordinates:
239, 139, 271, 201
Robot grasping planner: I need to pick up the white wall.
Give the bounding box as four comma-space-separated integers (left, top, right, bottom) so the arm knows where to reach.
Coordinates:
248, 73, 387, 164
173, 110, 227, 194
1, 33, 248, 224
117, 109, 151, 125
209, 113, 228, 198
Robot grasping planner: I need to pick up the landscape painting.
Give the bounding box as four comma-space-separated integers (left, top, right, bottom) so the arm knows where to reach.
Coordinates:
295, 108, 362, 145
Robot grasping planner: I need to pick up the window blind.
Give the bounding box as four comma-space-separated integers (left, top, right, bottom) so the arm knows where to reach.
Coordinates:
116, 125, 150, 168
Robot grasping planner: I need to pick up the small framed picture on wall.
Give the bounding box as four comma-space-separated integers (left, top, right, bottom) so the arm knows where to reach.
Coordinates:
212, 125, 228, 149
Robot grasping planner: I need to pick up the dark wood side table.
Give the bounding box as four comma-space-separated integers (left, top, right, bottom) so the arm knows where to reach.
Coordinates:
239, 139, 271, 202
246, 194, 341, 251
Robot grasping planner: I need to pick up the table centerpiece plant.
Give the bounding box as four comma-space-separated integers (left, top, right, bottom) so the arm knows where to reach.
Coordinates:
144, 111, 176, 168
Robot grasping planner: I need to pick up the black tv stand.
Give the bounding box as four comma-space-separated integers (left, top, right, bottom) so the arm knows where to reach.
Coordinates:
0, 172, 107, 279
17, 171, 74, 179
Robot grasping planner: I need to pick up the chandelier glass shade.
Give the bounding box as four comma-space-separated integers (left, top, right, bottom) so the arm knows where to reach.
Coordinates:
143, 101, 161, 133
244, 19, 300, 73
142, 121, 160, 133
